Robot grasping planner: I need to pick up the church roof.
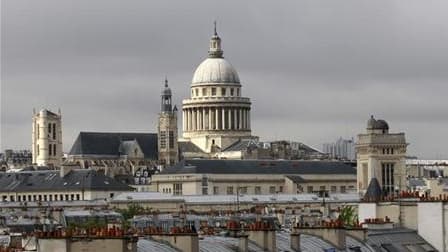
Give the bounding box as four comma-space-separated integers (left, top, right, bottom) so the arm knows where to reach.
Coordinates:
161, 159, 356, 175
0, 169, 133, 192
69, 132, 158, 159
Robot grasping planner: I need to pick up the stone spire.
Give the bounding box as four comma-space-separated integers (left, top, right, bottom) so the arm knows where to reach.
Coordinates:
208, 21, 223, 58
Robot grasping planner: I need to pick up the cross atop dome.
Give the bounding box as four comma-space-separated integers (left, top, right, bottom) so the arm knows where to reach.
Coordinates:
208, 22, 223, 58
214, 20, 217, 35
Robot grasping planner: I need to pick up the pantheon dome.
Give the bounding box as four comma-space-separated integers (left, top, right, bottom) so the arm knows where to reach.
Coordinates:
182, 26, 254, 153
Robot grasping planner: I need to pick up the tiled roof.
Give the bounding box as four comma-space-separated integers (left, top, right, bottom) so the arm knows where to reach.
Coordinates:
0, 169, 133, 192
161, 159, 356, 175
69, 132, 158, 159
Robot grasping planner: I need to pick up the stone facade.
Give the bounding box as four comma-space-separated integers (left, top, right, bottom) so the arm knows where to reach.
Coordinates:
158, 79, 179, 166
32, 109, 63, 168
151, 173, 356, 196
182, 26, 256, 153
356, 116, 408, 196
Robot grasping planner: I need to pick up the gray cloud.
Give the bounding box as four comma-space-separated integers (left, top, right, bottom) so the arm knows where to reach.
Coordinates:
2, 0, 448, 158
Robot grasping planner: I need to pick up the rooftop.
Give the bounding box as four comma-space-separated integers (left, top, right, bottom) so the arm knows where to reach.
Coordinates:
0, 169, 133, 193
161, 159, 356, 175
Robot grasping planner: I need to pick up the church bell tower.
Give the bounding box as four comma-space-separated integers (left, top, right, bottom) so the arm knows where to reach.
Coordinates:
157, 78, 179, 166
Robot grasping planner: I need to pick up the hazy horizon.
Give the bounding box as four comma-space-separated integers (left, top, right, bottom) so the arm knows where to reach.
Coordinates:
2, 0, 448, 159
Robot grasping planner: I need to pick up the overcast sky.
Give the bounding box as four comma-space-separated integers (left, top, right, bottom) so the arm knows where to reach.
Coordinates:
2, 0, 448, 158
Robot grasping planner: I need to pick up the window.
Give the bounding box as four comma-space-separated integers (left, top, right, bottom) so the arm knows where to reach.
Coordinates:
239, 187, 248, 194
48, 144, 52, 156
221, 88, 226, 96
255, 186, 261, 195
53, 144, 56, 156
202, 188, 208, 195
269, 186, 276, 194
109, 193, 114, 198
382, 163, 395, 196
307, 186, 313, 193
37, 145, 40, 156
211, 88, 216, 96
227, 186, 234, 195
195, 89, 199, 96
279, 186, 283, 193
173, 183, 183, 195
169, 131, 174, 149
340, 186, 346, 193
76, 194, 80, 200
10, 196, 14, 202
54, 195, 58, 201
160, 131, 167, 149
320, 186, 326, 191
38, 195, 42, 201
202, 88, 207, 96
331, 186, 337, 193
17, 196, 21, 202
44, 195, 47, 201
213, 186, 219, 195
37, 124, 40, 138
48, 123, 51, 133
230, 88, 234, 96
53, 123, 56, 139
49, 195, 53, 201
236, 88, 240, 96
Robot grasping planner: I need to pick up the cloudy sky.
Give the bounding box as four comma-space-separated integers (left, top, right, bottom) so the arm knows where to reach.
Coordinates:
2, 0, 448, 158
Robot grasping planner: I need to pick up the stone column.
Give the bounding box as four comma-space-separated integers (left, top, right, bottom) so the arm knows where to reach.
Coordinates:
208, 108, 212, 130
196, 109, 200, 131
222, 108, 226, 130
228, 108, 232, 130
192, 109, 196, 130
234, 108, 238, 130
242, 109, 246, 129
188, 109, 192, 131
247, 110, 251, 129
239, 108, 243, 129
215, 108, 219, 130
203, 108, 206, 130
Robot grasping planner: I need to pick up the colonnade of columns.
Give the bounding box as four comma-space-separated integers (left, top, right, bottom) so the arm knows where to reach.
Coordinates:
182, 107, 250, 132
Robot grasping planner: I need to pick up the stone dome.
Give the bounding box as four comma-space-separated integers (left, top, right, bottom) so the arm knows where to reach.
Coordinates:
367, 116, 389, 130
191, 58, 240, 85
376, 119, 389, 130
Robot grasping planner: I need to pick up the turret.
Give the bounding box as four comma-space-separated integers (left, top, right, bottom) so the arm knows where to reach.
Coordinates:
158, 78, 179, 166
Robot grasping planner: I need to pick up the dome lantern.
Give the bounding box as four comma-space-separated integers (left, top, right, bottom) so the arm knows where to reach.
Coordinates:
208, 21, 223, 58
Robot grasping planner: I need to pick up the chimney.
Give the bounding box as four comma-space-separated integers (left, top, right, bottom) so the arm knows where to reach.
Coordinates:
60, 164, 78, 177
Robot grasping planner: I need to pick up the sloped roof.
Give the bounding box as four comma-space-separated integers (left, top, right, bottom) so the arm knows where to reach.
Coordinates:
161, 159, 356, 175
178, 141, 204, 153
286, 175, 307, 183
223, 139, 258, 152
367, 228, 436, 251
0, 169, 133, 192
69, 132, 158, 159
364, 178, 382, 202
